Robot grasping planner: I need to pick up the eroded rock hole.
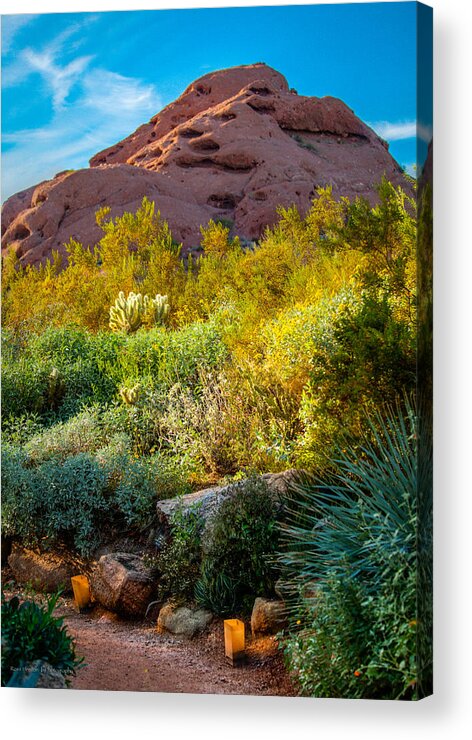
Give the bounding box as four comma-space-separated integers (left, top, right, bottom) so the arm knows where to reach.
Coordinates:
190, 139, 220, 152
180, 128, 204, 139
176, 157, 254, 173
207, 193, 239, 209
249, 85, 273, 96
12, 223, 30, 241
216, 113, 236, 122
247, 101, 275, 114
176, 157, 215, 169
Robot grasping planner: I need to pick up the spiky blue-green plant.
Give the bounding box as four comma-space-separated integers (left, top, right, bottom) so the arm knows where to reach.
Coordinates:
277, 399, 432, 700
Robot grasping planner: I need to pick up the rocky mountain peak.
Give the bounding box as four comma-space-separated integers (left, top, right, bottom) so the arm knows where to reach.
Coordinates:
2, 63, 410, 266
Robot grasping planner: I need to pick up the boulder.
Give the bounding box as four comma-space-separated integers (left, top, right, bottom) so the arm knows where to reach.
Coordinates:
1, 166, 212, 267
90, 552, 155, 617
155, 469, 301, 552
156, 469, 300, 523
251, 597, 288, 637
157, 602, 213, 638
2, 63, 412, 267
7, 545, 79, 593
90, 63, 289, 168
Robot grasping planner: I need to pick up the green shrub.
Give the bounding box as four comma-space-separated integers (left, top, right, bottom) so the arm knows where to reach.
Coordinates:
94, 432, 132, 476
95, 402, 129, 442
114, 453, 191, 530
2, 428, 192, 555
222, 362, 302, 472
1, 320, 226, 434
293, 287, 416, 470
159, 373, 242, 475
195, 477, 279, 615
278, 400, 430, 699
41, 454, 110, 555
154, 504, 204, 603
1, 354, 52, 418
1, 447, 109, 556
195, 562, 239, 616
111, 319, 227, 392
24, 408, 108, 463
1, 444, 38, 542
115, 386, 167, 456
28, 327, 122, 415
1, 412, 44, 445
1, 591, 83, 686
1, 327, 123, 421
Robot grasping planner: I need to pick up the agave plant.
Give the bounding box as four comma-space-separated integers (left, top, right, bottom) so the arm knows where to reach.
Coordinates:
277, 398, 432, 700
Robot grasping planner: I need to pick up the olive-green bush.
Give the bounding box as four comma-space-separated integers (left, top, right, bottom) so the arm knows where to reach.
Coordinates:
195, 477, 279, 615
1, 442, 191, 556
154, 504, 205, 604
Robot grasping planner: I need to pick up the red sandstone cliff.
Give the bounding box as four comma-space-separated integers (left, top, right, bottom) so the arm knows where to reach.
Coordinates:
1, 63, 411, 266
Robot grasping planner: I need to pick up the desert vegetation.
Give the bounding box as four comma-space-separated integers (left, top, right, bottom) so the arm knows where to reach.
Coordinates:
1, 178, 431, 697
1, 590, 83, 687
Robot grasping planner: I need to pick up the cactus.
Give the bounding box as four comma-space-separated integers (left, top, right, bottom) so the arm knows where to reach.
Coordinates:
119, 383, 141, 406
109, 291, 169, 333
46, 367, 66, 409
109, 291, 143, 334
150, 293, 170, 327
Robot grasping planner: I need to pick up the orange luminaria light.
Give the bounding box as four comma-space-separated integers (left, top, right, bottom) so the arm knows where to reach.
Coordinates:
71, 575, 91, 610
224, 619, 245, 664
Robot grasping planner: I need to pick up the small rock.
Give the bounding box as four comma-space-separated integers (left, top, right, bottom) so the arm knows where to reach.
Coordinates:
157, 602, 213, 638
98, 610, 120, 623
90, 552, 156, 618
7, 544, 78, 593
251, 597, 287, 637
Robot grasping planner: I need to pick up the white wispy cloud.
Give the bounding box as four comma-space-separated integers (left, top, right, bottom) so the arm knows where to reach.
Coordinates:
2, 20, 97, 106
2, 25, 162, 200
368, 120, 432, 144
370, 120, 416, 141
1, 14, 39, 55
81, 69, 160, 114
22, 47, 93, 109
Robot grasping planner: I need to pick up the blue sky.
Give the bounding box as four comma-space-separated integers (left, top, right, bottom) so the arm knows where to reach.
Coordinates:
1, 2, 431, 201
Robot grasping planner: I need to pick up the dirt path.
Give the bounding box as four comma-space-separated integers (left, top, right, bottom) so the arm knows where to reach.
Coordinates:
56, 597, 297, 696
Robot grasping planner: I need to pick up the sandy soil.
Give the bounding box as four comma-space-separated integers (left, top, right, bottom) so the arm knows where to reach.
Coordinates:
7, 584, 297, 696
66, 601, 297, 696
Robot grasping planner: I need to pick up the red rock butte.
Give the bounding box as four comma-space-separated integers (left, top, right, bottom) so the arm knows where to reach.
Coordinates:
1, 63, 412, 266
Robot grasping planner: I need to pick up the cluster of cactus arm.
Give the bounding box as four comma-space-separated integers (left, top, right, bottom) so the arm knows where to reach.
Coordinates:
109, 291, 169, 333
119, 383, 141, 406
